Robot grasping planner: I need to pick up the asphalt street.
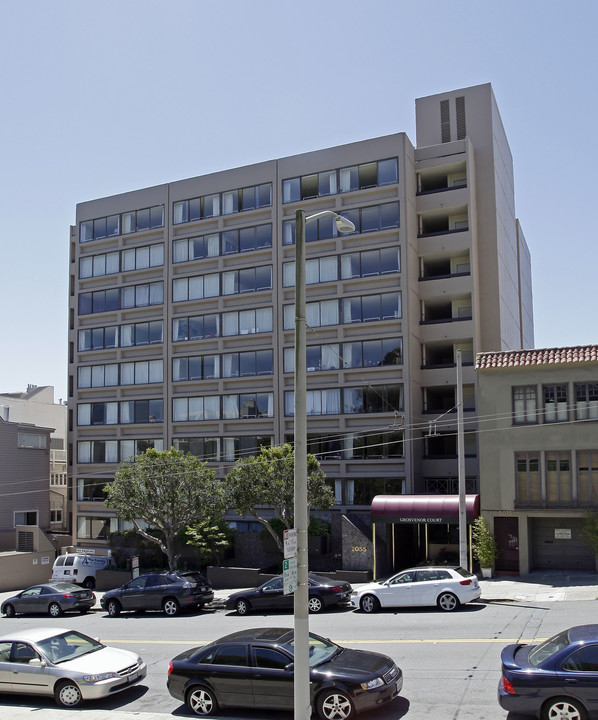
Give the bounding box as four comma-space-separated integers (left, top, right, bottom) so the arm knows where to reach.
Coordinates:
0, 571, 596, 720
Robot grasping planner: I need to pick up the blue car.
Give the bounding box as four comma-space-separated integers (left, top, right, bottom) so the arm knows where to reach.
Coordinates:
498, 624, 598, 719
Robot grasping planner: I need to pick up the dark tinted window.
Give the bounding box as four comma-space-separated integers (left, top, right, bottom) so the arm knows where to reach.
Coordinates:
562, 645, 598, 672
127, 576, 148, 590
213, 645, 248, 666
253, 647, 289, 669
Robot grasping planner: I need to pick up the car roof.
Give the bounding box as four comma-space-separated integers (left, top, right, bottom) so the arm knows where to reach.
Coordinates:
567, 625, 598, 643
397, 566, 462, 572
212, 627, 294, 645
0, 627, 73, 643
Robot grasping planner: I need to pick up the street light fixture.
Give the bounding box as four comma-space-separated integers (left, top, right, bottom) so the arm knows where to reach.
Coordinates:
294, 208, 355, 720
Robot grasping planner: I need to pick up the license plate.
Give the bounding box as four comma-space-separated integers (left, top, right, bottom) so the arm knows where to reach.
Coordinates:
128, 673, 138, 683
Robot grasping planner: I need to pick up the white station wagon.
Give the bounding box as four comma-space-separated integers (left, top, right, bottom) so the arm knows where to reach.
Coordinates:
351, 566, 481, 613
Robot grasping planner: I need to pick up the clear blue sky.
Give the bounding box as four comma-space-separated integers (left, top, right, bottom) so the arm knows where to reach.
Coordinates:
1, 0, 596, 402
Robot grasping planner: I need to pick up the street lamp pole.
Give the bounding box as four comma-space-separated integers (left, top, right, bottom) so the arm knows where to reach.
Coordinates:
294, 208, 310, 720
294, 209, 354, 720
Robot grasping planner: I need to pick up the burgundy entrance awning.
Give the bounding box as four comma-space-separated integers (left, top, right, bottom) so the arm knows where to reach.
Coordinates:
371, 494, 480, 524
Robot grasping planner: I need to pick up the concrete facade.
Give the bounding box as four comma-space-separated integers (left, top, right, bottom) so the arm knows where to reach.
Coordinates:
477, 346, 598, 574
68, 83, 532, 567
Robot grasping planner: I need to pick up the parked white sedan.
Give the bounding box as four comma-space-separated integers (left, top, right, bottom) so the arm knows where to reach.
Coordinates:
351, 566, 481, 613
0, 627, 146, 707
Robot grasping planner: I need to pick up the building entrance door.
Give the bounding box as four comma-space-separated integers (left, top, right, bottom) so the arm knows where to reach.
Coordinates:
494, 516, 519, 574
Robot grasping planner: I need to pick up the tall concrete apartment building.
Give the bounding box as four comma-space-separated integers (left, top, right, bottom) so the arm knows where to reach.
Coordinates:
68, 83, 533, 567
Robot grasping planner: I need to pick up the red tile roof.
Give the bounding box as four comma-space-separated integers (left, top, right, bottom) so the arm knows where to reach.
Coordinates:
476, 345, 598, 370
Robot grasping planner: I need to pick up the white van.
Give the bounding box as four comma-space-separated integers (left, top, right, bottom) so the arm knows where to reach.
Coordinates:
52, 553, 111, 589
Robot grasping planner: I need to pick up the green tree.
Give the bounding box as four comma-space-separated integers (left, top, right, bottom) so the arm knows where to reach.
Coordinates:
224, 444, 335, 553
471, 516, 498, 568
105, 448, 224, 570
185, 519, 233, 567
581, 511, 598, 569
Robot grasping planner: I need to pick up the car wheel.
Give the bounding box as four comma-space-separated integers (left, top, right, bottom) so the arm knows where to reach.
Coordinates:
360, 594, 380, 614
308, 596, 324, 614
3, 604, 16, 618
163, 598, 180, 616
317, 689, 355, 720
48, 602, 62, 618
82, 577, 95, 590
235, 598, 251, 616
107, 599, 121, 617
54, 679, 83, 708
542, 696, 586, 720
437, 592, 460, 612
186, 685, 218, 716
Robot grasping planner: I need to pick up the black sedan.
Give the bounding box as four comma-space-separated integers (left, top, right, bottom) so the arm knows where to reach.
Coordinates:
498, 624, 598, 719
167, 627, 402, 719
100, 571, 213, 617
225, 573, 353, 615
1, 583, 95, 617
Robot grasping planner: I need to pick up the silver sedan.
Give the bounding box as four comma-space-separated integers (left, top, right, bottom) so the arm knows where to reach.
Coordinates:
0, 627, 146, 707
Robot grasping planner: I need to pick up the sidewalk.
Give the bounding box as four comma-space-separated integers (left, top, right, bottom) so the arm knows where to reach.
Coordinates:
477, 570, 598, 602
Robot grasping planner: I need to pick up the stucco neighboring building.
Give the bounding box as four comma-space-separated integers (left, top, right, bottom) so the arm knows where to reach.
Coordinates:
68, 83, 533, 570
0, 386, 69, 534
0, 417, 53, 550
476, 345, 598, 574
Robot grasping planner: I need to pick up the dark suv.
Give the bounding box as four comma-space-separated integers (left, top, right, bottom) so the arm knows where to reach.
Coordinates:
101, 571, 214, 617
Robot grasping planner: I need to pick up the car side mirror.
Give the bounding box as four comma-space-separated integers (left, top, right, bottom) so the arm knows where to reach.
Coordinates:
284, 663, 294, 672
28, 659, 46, 668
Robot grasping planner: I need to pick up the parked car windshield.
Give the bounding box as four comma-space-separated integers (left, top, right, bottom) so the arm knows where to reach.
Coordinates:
528, 629, 570, 667
288, 633, 339, 667
38, 631, 104, 664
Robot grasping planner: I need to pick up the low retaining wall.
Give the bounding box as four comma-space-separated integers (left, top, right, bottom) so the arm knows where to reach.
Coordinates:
207, 566, 371, 589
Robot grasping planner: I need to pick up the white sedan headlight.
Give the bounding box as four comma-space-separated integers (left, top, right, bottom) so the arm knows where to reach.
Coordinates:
83, 671, 119, 683
361, 677, 384, 691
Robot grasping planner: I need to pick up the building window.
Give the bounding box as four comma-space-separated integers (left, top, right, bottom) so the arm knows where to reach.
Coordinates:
285, 385, 402, 417
78, 282, 163, 315
347, 477, 404, 506
513, 386, 538, 425
283, 201, 399, 245
282, 158, 398, 203
222, 266, 272, 295
50, 509, 63, 524
578, 450, 598, 504
543, 384, 568, 423
575, 383, 598, 421
546, 451, 571, 504
77, 516, 119, 540
173, 225, 272, 263
173, 273, 220, 302
283, 294, 400, 331
173, 184, 272, 226
77, 400, 163, 426
77, 478, 109, 502
80, 206, 163, 243
343, 431, 404, 459
172, 437, 221, 461
79, 243, 164, 278
77, 438, 163, 464
17, 433, 47, 449
14, 511, 38, 527
283, 339, 401, 373
516, 452, 540, 505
